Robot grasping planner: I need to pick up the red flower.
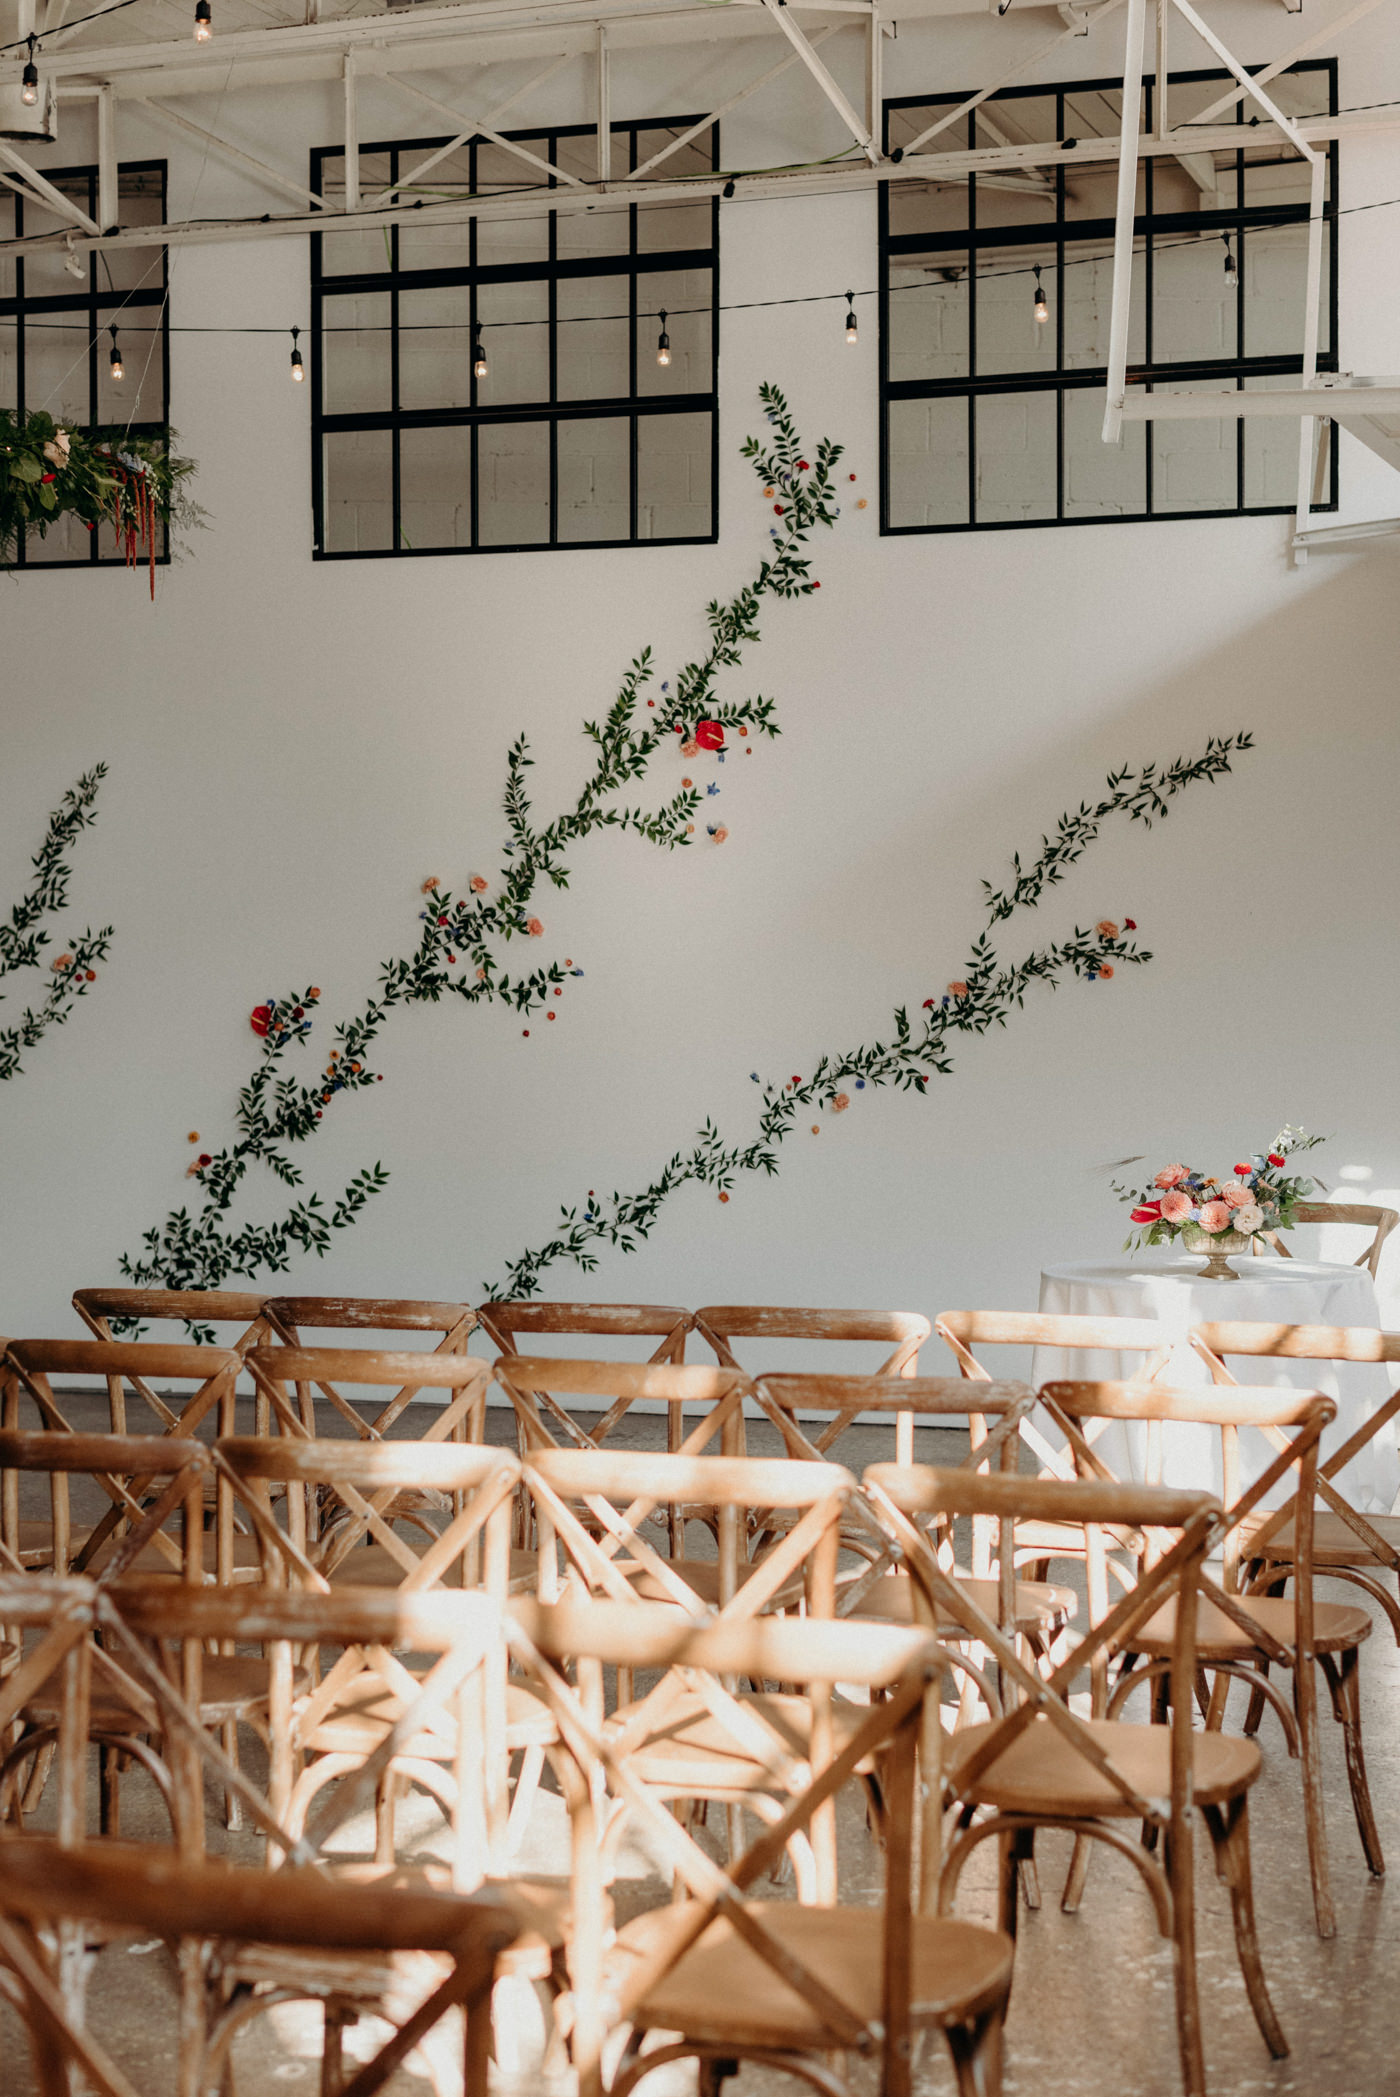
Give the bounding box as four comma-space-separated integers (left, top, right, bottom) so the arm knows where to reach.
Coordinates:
797, 459, 809, 471
1234, 1163, 1253, 1178
922, 998, 935, 1009
41, 473, 55, 484
773, 504, 784, 515
196, 1153, 212, 1168
695, 720, 725, 751
1124, 918, 1137, 931
1131, 1202, 1163, 1223
1268, 1152, 1286, 1168
250, 1004, 272, 1037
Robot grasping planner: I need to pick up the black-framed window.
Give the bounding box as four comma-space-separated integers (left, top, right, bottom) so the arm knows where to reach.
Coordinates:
0, 160, 169, 567
310, 120, 718, 557
880, 62, 1338, 532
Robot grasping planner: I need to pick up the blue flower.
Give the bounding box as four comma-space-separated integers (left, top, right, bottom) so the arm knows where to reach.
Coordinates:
751, 1072, 760, 1083
570, 968, 584, 977
706, 783, 720, 796
855, 1079, 865, 1090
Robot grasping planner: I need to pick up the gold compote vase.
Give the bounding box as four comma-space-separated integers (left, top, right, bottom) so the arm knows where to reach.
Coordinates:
1178, 1222, 1254, 1280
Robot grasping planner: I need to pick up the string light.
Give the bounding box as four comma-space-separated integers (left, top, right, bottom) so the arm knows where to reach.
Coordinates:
1222, 233, 1239, 289
108, 325, 123, 382
194, 0, 212, 40
289, 324, 304, 380
844, 291, 858, 343
472, 322, 488, 379
20, 36, 39, 105
1033, 263, 1049, 323
655, 309, 670, 367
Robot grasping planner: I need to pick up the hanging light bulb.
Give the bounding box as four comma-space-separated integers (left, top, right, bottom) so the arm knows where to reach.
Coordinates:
289, 325, 305, 381
844, 292, 858, 344
472, 323, 488, 380
21, 37, 39, 105
1033, 263, 1049, 324
108, 325, 123, 383
656, 310, 671, 368
194, 0, 212, 40
1222, 233, 1239, 290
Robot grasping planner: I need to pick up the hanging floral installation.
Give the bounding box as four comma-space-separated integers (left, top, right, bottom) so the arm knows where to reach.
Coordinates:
1, 765, 113, 1083
1, 410, 201, 596
113, 386, 844, 1320
485, 733, 1256, 1297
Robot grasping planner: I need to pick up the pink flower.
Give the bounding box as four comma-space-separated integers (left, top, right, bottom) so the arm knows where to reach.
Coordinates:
526, 917, 544, 937
469, 875, 488, 894
1197, 1200, 1232, 1235
1219, 1181, 1253, 1209
1160, 1189, 1193, 1223
1154, 1164, 1190, 1189
681, 739, 699, 758
831, 1093, 850, 1112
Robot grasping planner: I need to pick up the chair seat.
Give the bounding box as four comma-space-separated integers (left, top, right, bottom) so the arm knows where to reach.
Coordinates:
948, 1713, 1262, 1817
26, 1655, 301, 1731
1245, 1510, 1400, 1569
1132, 1593, 1373, 1660
620, 1556, 807, 1611
841, 1570, 1076, 1637
13, 1524, 265, 1581
609, 1689, 879, 1792
614, 1901, 1012, 2048
299, 1675, 555, 1757
322, 1541, 537, 1591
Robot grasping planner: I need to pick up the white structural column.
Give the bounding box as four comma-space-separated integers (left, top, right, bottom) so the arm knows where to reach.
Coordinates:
1101, 0, 1147, 444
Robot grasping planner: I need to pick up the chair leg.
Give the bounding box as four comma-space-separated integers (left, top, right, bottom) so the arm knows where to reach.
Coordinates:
1292, 1662, 1336, 1938
1320, 1648, 1385, 1878
947, 2006, 1004, 2097
1164, 1812, 1206, 2097
1060, 1836, 1091, 1913
1202, 1798, 1288, 2058
321, 2006, 351, 2096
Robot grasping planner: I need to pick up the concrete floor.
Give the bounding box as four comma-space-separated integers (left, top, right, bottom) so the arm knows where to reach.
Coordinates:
2, 1393, 1398, 2095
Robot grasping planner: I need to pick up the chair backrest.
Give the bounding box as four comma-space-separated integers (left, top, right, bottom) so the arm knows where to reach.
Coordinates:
490, 1353, 747, 1457
474, 1300, 691, 1364
73, 1287, 274, 1382
1261, 1202, 1398, 1278
0, 1428, 212, 1583
5, 1338, 243, 1440
261, 1296, 478, 1439
244, 1345, 491, 1442
520, 1446, 856, 1619
507, 1593, 945, 2084
692, 1305, 930, 1379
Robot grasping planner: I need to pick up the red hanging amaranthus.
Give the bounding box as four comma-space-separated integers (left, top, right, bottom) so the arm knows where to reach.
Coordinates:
100, 454, 160, 599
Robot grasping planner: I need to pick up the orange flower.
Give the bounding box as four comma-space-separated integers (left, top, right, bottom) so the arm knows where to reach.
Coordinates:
832, 1093, 850, 1112
1099, 964, 1115, 979
1096, 919, 1119, 940
51, 953, 73, 971
469, 875, 488, 894
420, 876, 441, 893
187, 1132, 200, 1144
718, 1192, 730, 1204
711, 826, 728, 844
947, 981, 969, 998
526, 918, 544, 937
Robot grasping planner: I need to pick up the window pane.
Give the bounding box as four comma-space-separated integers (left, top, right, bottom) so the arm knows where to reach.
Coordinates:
397, 146, 472, 272
21, 184, 93, 297
399, 426, 470, 550
1063, 385, 1146, 518
398, 286, 470, 411
556, 199, 630, 260
1151, 381, 1238, 513
630, 126, 715, 181
637, 269, 711, 396
636, 196, 712, 253
975, 244, 1057, 378
975, 387, 1057, 523
556, 274, 628, 402
322, 292, 391, 413
22, 508, 94, 565
475, 143, 549, 267
21, 317, 90, 424
478, 420, 550, 545
637, 412, 710, 538
101, 173, 165, 294
322, 428, 394, 553
97, 310, 161, 424
1243, 221, 1330, 359
1153, 231, 1237, 365
319, 154, 394, 274
1063, 237, 1144, 369
888, 255, 969, 383
475, 280, 549, 407
1242, 373, 1307, 509
888, 179, 972, 241
887, 395, 969, 528
558, 416, 629, 541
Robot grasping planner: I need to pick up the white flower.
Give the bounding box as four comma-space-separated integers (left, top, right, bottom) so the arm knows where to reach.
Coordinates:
1232, 1203, 1265, 1235
42, 429, 71, 468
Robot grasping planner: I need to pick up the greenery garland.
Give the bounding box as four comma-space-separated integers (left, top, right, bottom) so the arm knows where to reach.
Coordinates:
487, 735, 1256, 1298
1, 766, 113, 1082
113, 385, 843, 1327
1, 410, 201, 593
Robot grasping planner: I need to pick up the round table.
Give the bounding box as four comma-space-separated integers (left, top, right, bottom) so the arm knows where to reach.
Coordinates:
1035, 1256, 1398, 1515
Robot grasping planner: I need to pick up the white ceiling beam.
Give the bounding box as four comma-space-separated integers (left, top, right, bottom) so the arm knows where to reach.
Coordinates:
1168, 0, 1321, 164
759, 0, 880, 163
1186, 0, 1389, 129
134, 95, 329, 208
370, 54, 571, 202
894, 0, 1125, 156
96, 78, 115, 230
1101, 0, 1146, 443
0, 141, 100, 232
1119, 387, 1400, 419
628, 26, 843, 177
595, 23, 608, 182
377, 70, 588, 187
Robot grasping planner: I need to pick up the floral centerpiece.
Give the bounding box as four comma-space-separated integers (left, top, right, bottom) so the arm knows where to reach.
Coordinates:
2, 409, 201, 597
1115, 1125, 1325, 1278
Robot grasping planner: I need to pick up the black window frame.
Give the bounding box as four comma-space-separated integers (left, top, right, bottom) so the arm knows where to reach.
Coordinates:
879, 61, 1340, 535
309, 118, 720, 559
1, 156, 170, 570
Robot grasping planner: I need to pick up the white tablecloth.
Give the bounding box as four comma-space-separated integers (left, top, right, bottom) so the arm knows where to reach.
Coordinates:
1035, 1256, 1398, 1515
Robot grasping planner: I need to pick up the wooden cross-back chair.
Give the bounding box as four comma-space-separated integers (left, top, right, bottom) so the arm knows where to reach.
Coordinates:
1257, 1201, 1398, 1277
1191, 1321, 1400, 1644
476, 1300, 691, 1365
509, 1595, 1014, 2097
72, 1288, 275, 1417
261, 1295, 479, 1443
2, 1341, 250, 1582
0, 1570, 523, 2097
752, 1373, 1075, 1657
692, 1304, 930, 1381
862, 1465, 1278, 2097
1042, 1381, 1377, 1939
242, 1345, 494, 1560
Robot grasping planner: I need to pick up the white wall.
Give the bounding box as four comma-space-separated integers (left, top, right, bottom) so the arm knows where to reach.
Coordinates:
3, 3, 1399, 1346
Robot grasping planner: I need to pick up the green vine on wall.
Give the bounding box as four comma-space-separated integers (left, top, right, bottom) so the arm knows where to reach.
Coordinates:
1, 766, 113, 1083
114, 386, 844, 1319
485, 733, 1256, 1298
